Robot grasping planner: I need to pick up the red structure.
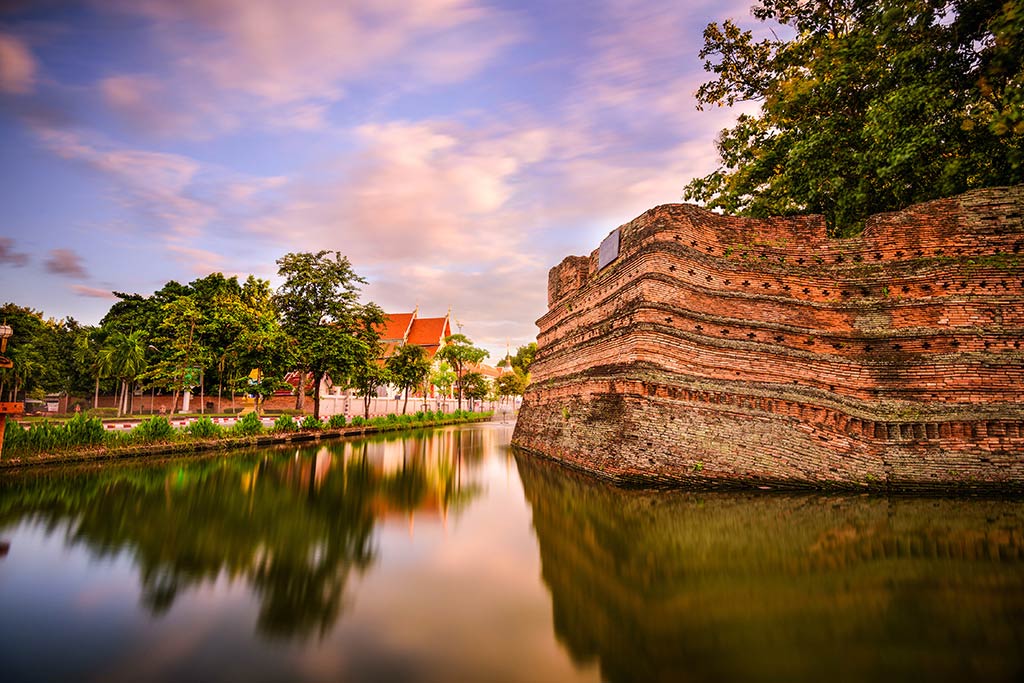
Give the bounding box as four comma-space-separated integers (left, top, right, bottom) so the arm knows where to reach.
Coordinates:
512, 186, 1024, 491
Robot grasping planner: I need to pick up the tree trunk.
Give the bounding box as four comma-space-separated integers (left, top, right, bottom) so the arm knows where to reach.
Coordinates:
172, 388, 180, 415
93, 376, 100, 409
363, 394, 371, 419
312, 371, 322, 420
295, 370, 306, 411
402, 387, 409, 414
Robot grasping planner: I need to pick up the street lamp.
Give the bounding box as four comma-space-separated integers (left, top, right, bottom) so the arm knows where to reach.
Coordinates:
0, 322, 12, 351
0, 322, 21, 460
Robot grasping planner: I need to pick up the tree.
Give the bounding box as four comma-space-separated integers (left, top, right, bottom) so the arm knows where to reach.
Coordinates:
497, 370, 529, 405
99, 330, 148, 416
274, 251, 378, 420
460, 371, 489, 404
429, 361, 456, 403
351, 360, 391, 419
684, 0, 1024, 235
510, 342, 537, 375
436, 334, 488, 411
147, 296, 207, 414
385, 343, 431, 414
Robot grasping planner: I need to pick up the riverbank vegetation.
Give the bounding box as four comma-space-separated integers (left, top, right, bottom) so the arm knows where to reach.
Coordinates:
1, 409, 493, 463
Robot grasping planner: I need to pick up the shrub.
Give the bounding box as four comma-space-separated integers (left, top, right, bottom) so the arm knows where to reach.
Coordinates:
64, 413, 106, 447
131, 416, 176, 443
232, 412, 264, 437
327, 414, 346, 429
272, 415, 299, 432
186, 416, 221, 439
2, 420, 27, 453
414, 411, 426, 421
300, 415, 322, 430
350, 416, 366, 427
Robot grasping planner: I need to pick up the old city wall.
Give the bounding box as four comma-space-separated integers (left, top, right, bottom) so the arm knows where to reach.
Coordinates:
511, 186, 1024, 491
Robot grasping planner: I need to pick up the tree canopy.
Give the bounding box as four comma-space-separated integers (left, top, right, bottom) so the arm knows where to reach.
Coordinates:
436, 334, 489, 411
684, 0, 1023, 235
274, 251, 380, 420
385, 343, 432, 414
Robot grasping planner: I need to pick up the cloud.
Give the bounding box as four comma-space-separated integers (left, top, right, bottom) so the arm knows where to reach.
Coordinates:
0, 236, 30, 266
0, 32, 36, 94
45, 248, 88, 278
71, 284, 116, 299
249, 121, 550, 264
93, 0, 521, 132
32, 124, 284, 246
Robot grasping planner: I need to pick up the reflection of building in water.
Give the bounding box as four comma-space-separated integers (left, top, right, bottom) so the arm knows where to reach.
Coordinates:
263, 428, 490, 526
514, 451, 1024, 683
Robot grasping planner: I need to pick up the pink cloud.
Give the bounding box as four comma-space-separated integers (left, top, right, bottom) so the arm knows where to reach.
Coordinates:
0, 236, 30, 266
45, 248, 88, 278
94, 0, 520, 133
0, 32, 36, 94
71, 284, 117, 299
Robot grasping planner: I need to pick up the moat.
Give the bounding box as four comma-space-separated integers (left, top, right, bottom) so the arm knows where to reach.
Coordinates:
1, 423, 1022, 682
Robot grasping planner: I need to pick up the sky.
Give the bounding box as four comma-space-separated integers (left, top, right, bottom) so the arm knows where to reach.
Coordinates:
0, 0, 756, 360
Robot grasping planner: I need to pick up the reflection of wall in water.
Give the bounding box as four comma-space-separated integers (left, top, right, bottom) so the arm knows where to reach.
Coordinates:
514, 452, 1024, 683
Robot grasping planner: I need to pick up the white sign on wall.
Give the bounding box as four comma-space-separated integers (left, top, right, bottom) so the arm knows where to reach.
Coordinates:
598, 229, 620, 270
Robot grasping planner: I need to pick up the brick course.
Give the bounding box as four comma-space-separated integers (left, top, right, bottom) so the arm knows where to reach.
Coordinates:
512, 186, 1024, 492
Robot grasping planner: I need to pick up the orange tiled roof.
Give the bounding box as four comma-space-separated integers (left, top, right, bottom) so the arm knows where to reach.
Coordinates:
471, 363, 503, 379
407, 316, 450, 348
377, 312, 415, 342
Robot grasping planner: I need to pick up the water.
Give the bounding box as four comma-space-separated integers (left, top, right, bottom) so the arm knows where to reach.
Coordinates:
0, 422, 1021, 682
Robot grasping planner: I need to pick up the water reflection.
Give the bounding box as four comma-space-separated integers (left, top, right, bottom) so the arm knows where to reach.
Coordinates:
514, 451, 1024, 683
0, 428, 487, 641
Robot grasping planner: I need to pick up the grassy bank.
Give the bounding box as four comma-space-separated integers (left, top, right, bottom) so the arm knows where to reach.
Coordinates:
1, 410, 494, 469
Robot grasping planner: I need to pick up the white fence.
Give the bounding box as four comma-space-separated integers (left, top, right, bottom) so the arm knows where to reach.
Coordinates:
317, 393, 521, 420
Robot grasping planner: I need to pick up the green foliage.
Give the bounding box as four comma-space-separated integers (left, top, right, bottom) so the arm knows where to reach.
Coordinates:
64, 413, 107, 447
186, 417, 221, 439
350, 416, 366, 427
510, 342, 537, 375
272, 415, 299, 432
436, 334, 490, 410
497, 369, 529, 399
2, 413, 106, 455
385, 343, 431, 413
327, 414, 347, 429
274, 250, 383, 420
461, 372, 489, 401
232, 412, 264, 437
131, 416, 176, 442
429, 361, 456, 399
685, 0, 1024, 235
300, 415, 323, 430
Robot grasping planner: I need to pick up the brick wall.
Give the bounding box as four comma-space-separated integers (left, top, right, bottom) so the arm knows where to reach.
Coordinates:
512, 186, 1024, 491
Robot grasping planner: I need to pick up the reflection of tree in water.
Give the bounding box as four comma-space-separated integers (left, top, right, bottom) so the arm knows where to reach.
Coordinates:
0, 429, 483, 642
514, 450, 1024, 683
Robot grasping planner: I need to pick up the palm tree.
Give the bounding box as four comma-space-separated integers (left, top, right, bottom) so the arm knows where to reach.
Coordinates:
73, 331, 103, 409
100, 331, 148, 416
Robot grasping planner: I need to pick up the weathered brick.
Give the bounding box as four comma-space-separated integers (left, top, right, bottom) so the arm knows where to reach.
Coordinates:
513, 186, 1024, 492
